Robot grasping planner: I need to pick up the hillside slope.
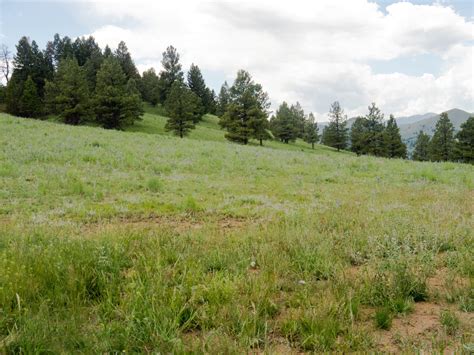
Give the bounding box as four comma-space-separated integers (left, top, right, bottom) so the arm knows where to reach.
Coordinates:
0, 112, 473, 353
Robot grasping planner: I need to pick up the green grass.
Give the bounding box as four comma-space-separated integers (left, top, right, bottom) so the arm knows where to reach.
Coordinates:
0, 110, 473, 352
440, 309, 460, 335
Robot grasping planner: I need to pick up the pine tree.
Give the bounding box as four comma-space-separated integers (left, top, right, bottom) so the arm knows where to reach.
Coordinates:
350, 117, 368, 156
187, 63, 210, 115
429, 112, 455, 162
5, 73, 23, 115
122, 78, 144, 126
6, 37, 49, 115
140, 68, 161, 105
71, 36, 101, 66
291, 102, 306, 138
0, 83, 5, 104
219, 70, 270, 145
103, 45, 112, 58
208, 89, 217, 115
44, 58, 91, 125
303, 113, 319, 149
159, 46, 184, 103
383, 114, 407, 158
454, 117, 474, 164
51, 34, 74, 66
270, 102, 298, 143
19, 75, 42, 117
83, 49, 104, 91
164, 81, 197, 138
115, 41, 140, 81
363, 102, 385, 156
249, 103, 271, 146
412, 131, 431, 161
13, 37, 34, 80
321, 101, 348, 151
93, 58, 143, 129
216, 81, 230, 117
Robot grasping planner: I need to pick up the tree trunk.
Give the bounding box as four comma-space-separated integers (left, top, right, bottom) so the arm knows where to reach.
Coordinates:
259, 139, 263, 146
312, 143, 314, 149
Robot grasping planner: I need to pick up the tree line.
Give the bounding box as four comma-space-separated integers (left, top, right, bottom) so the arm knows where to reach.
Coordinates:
0, 35, 472, 164
411, 114, 473, 164
0, 35, 218, 130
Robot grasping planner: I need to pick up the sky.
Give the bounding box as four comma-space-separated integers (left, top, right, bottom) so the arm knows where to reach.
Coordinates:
0, 0, 473, 120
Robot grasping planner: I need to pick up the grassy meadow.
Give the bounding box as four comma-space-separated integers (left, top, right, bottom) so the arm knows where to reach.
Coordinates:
0, 109, 473, 353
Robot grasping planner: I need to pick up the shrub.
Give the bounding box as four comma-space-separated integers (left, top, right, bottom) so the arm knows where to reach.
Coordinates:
147, 177, 163, 192
440, 310, 459, 335
374, 308, 392, 330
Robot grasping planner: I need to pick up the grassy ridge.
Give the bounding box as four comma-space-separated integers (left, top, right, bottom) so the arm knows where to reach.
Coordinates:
0, 112, 473, 352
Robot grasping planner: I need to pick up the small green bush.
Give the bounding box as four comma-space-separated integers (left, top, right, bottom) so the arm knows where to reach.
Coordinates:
374, 308, 392, 330
147, 177, 163, 192
440, 310, 459, 335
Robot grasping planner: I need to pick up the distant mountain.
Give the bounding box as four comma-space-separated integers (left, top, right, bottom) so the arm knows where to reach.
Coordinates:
317, 109, 472, 152
399, 108, 473, 149
318, 116, 358, 131
396, 112, 437, 125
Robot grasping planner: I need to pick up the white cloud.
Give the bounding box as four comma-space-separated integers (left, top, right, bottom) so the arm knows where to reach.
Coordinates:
81, 0, 473, 119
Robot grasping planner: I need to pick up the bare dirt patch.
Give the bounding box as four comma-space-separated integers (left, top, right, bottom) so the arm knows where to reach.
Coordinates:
373, 302, 473, 352
80, 214, 258, 235
345, 265, 364, 280
427, 267, 470, 298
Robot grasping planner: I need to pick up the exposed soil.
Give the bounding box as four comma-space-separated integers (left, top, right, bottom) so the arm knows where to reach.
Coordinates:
353, 266, 473, 352
426, 267, 470, 298
78, 214, 257, 234
375, 301, 474, 352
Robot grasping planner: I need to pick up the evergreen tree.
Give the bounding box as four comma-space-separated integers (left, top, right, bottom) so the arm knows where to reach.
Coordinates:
363, 102, 385, 156
12, 37, 34, 81
187, 63, 210, 115
51, 34, 74, 67
122, 78, 144, 126
5, 73, 23, 115
208, 89, 217, 115
93, 58, 143, 129
103, 45, 112, 58
72, 36, 101, 66
291, 102, 306, 138
13, 36, 51, 88
159, 46, 184, 103
83, 49, 104, 91
219, 70, 270, 145
270, 102, 298, 143
321, 101, 348, 151
19, 75, 41, 117
383, 114, 407, 158
140, 68, 161, 105
61, 35, 104, 90
303, 112, 319, 149
6, 37, 50, 115
429, 112, 455, 162
164, 80, 197, 138
251, 117, 271, 146
350, 116, 368, 156
412, 131, 431, 161
43, 42, 55, 81
44, 58, 91, 125
216, 81, 230, 117
454, 117, 474, 164
0, 83, 5, 104
115, 41, 140, 81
